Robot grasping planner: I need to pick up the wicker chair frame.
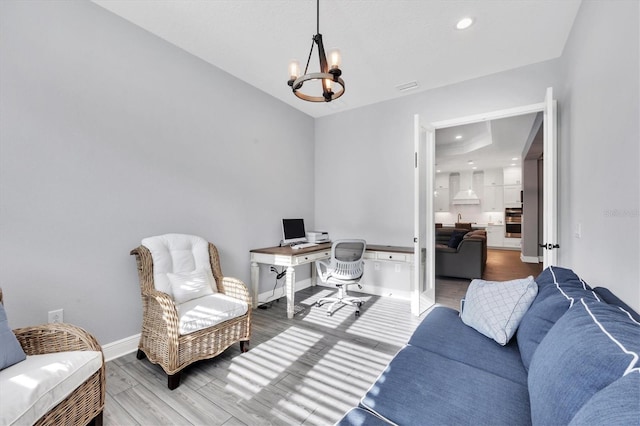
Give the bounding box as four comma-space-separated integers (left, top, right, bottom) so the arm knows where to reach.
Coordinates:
0, 289, 105, 426
130, 242, 252, 390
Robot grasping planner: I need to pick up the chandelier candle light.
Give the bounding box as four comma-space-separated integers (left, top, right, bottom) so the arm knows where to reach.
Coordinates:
287, 0, 345, 102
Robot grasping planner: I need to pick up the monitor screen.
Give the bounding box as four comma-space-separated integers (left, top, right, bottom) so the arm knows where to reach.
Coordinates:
282, 218, 307, 245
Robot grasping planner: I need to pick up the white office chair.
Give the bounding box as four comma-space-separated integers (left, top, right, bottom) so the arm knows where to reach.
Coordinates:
315, 239, 366, 317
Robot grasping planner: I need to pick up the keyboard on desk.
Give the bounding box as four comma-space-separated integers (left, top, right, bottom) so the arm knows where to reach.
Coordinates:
291, 242, 319, 250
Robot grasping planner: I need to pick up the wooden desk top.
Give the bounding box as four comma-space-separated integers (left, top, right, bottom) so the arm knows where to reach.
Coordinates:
366, 244, 413, 254
250, 243, 412, 255
250, 242, 332, 255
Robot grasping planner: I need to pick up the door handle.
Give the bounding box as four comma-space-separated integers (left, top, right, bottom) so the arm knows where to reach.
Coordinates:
539, 243, 560, 250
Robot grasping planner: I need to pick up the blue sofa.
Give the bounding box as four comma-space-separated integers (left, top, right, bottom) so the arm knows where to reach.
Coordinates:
338, 267, 640, 425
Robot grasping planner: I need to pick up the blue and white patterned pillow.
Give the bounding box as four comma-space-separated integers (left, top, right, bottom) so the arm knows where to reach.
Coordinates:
461, 276, 538, 345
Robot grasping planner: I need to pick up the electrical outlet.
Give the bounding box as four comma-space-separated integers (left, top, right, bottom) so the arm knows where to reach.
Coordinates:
48, 309, 63, 323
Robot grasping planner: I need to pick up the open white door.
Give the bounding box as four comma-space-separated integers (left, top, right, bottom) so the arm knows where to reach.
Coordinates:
542, 87, 559, 267
413, 114, 435, 316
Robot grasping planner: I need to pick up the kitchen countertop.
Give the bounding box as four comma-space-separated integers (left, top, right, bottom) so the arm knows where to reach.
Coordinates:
440, 223, 504, 229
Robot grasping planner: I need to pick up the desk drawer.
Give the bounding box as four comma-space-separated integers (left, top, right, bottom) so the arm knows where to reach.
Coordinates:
375, 252, 408, 262
292, 250, 331, 265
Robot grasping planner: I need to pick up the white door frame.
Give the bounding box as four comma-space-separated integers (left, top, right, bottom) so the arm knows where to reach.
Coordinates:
430, 91, 558, 266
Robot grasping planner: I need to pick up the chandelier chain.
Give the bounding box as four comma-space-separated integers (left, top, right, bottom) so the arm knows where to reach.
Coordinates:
303, 39, 315, 76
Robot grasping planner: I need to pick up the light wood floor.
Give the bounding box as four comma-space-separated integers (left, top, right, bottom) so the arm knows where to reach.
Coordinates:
104, 287, 424, 425
105, 250, 541, 425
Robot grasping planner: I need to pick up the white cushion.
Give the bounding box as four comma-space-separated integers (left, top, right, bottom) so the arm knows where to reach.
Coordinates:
177, 293, 248, 335
167, 268, 217, 304
0, 351, 102, 426
142, 234, 212, 298
461, 276, 538, 345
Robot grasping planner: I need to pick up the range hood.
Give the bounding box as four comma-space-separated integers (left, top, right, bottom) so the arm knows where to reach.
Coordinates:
452, 172, 480, 205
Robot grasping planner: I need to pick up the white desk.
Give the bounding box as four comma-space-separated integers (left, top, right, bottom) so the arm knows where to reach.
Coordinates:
250, 243, 414, 318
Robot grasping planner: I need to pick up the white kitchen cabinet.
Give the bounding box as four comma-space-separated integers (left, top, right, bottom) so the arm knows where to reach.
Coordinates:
434, 188, 449, 212
503, 166, 522, 185
503, 237, 522, 249
483, 168, 503, 186
487, 225, 505, 248
435, 173, 449, 189
483, 185, 504, 212
504, 185, 522, 207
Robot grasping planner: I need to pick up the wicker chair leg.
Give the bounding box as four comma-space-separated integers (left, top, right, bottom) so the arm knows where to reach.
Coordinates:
89, 412, 104, 426
168, 372, 181, 390
240, 340, 250, 353
136, 349, 146, 360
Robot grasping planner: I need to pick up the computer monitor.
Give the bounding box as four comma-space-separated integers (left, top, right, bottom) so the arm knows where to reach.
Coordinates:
282, 218, 307, 245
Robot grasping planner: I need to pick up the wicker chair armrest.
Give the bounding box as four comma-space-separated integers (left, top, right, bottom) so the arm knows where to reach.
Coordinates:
221, 277, 252, 305
13, 323, 102, 356
141, 288, 180, 329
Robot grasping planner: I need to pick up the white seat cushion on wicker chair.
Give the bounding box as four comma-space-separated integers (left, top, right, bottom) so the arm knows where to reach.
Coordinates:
177, 293, 248, 335
0, 351, 102, 426
142, 234, 215, 298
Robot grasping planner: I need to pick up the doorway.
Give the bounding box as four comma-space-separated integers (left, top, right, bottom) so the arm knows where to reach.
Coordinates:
414, 88, 558, 315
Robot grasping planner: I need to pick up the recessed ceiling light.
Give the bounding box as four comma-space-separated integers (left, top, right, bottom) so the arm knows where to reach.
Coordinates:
467, 160, 474, 165
472, 166, 477, 170
436, 169, 441, 173
455, 135, 462, 140
456, 17, 474, 30
511, 157, 519, 161
510, 163, 516, 166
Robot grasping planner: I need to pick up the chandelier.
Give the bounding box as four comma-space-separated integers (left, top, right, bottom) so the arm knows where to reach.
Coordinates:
287, 0, 345, 102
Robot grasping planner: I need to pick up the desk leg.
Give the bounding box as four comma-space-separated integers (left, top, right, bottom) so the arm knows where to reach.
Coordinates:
311, 261, 317, 287
286, 266, 295, 319
250, 261, 259, 309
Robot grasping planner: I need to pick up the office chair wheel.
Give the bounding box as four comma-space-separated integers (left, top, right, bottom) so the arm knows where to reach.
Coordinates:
355, 310, 360, 318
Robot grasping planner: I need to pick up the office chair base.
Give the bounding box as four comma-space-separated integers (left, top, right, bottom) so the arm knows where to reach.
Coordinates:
316, 297, 363, 317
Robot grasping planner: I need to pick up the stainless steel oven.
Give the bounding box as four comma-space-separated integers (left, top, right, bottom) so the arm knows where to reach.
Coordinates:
505, 207, 522, 238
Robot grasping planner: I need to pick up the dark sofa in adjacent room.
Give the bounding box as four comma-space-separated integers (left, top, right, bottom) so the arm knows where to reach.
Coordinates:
338, 266, 640, 425
435, 227, 487, 279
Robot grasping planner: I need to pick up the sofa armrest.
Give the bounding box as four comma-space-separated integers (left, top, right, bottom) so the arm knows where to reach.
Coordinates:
13, 323, 102, 356
455, 238, 483, 255
221, 277, 252, 305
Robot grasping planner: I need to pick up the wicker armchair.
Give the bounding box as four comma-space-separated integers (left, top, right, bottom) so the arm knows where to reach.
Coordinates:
0, 289, 105, 426
130, 237, 251, 390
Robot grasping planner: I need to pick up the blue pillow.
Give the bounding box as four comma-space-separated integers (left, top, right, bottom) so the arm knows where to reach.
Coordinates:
0, 303, 26, 370
447, 230, 466, 248
569, 371, 640, 425
528, 297, 640, 425
517, 266, 597, 370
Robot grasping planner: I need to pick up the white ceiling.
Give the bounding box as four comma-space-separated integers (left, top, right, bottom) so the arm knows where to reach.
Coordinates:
435, 113, 541, 174
91, 0, 582, 118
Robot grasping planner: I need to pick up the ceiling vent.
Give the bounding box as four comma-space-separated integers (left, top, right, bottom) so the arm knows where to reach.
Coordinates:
395, 81, 419, 92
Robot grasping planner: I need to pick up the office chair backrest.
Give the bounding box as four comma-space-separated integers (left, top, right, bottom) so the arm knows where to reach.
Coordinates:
330, 239, 366, 280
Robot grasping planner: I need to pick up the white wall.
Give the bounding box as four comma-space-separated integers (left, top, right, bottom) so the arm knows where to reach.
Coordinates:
557, 0, 639, 309
0, 1, 315, 344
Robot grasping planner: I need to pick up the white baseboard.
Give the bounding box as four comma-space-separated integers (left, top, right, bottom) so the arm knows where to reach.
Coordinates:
255, 278, 312, 306
102, 333, 140, 362
520, 254, 540, 264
